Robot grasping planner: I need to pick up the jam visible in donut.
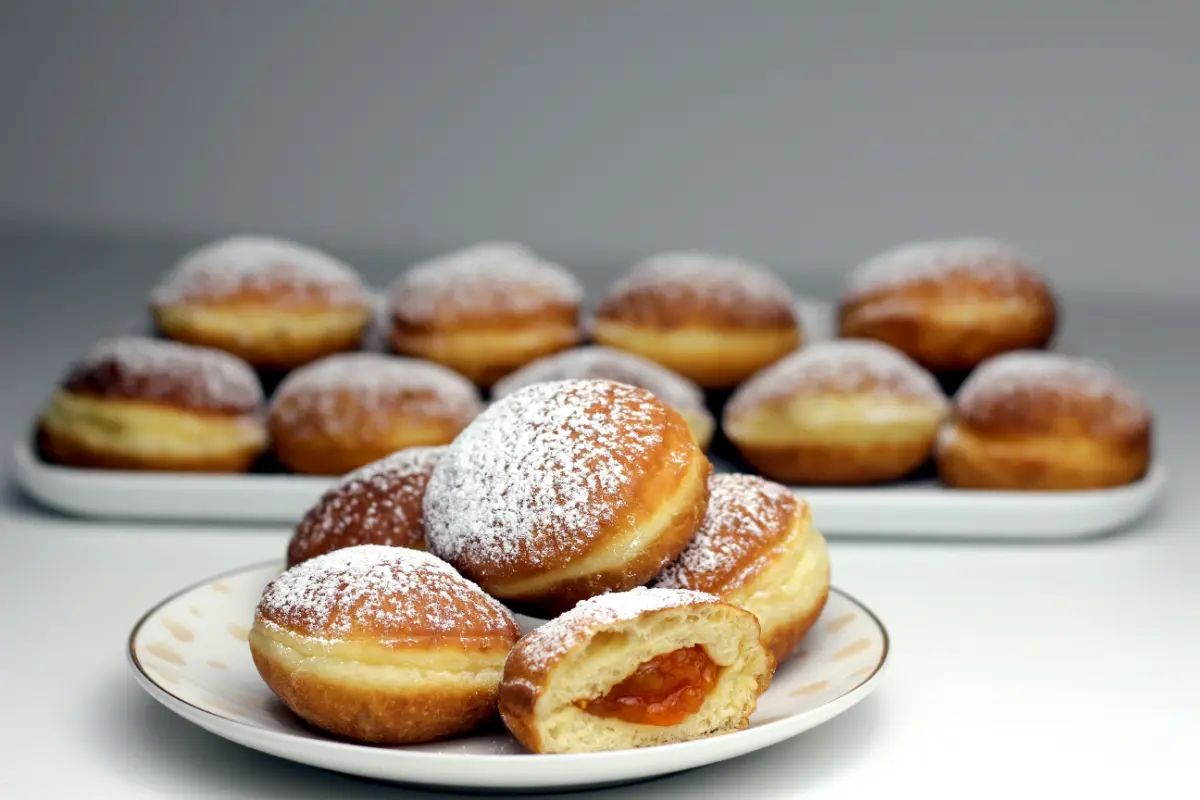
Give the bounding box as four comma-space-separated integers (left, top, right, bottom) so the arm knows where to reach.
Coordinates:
578, 646, 718, 726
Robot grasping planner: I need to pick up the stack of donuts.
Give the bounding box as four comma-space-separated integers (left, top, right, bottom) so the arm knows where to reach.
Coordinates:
37, 233, 1153, 491
251, 377, 827, 753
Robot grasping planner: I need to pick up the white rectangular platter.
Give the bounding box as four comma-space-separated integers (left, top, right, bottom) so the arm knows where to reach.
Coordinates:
9, 441, 1166, 540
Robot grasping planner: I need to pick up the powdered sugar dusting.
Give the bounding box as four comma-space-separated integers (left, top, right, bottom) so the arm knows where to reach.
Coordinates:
513, 586, 721, 672
727, 339, 947, 414
290, 447, 445, 560
845, 238, 1041, 299
389, 242, 583, 324
257, 544, 515, 640
151, 235, 369, 306
491, 346, 706, 413
606, 251, 797, 308
65, 335, 263, 411
956, 351, 1150, 422
654, 474, 799, 592
269, 353, 482, 435
423, 379, 678, 573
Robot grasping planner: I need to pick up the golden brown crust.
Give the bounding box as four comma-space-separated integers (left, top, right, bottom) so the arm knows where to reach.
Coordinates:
839, 269, 1059, 372
36, 423, 264, 473
249, 646, 503, 745
762, 586, 828, 664
595, 287, 797, 330
935, 422, 1152, 490
733, 436, 937, 485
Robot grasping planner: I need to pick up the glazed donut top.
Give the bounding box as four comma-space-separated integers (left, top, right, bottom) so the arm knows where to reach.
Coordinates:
423, 379, 694, 580
953, 351, 1151, 436
256, 544, 518, 643
61, 335, 263, 414
654, 474, 803, 594
151, 235, 370, 308
288, 446, 444, 561
593, 251, 798, 328
389, 242, 583, 327
269, 353, 482, 437
491, 346, 707, 416
844, 238, 1049, 302
509, 586, 721, 673
726, 339, 947, 415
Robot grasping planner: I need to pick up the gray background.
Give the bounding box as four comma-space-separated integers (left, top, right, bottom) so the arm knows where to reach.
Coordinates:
3, 1, 1198, 301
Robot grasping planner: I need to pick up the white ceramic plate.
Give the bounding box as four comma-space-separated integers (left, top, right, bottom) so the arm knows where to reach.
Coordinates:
15, 441, 1167, 539
127, 561, 889, 793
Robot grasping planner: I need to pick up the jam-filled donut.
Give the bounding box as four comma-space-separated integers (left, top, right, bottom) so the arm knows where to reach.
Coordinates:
286, 446, 444, 566
723, 339, 949, 485
150, 235, 373, 370
654, 474, 830, 663
498, 586, 774, 754
388, 242, 584, 386
36, 335, 267, 472
267, 353, 482, 475
936, 351, 1153, 490
838, 238, 1058, 374
589, 251, 802, 388
249, 544, 520, 744
423, 379, 712, 616
491, 345, 716, 451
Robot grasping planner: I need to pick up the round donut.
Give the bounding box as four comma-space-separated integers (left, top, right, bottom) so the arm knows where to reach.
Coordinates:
723, 339, 949, 485
249, 544, 520, 744
653, 474, 830, 663
498, 587, 773, 754
491, 345, 716, 451
150, 235, 373, 370
36, 335, 267, 472
286, 446, 445, 567
388, 242, 584, 386
589, 251, 802, 388
267, 353, 482, 476
838, 238, 1058, 373
935, 351, 1152, 490
423, 379, 712, 616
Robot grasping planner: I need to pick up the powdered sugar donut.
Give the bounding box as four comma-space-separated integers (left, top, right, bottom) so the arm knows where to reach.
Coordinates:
724, 339, 949, 484
287, 446, 445, 566
491, 345, 715, 450
388, 242, 584, 386
37, 335, 267, 472
423, 378, 712, 616
249, 544, 520, 744
654, 474, 830, 663
590, 251, 802, 388
498, 586, 773, 753
936, 351, 1152, 490
838, 238, 1058, 372
267, 352, 482, 475
150, 235, 373, 369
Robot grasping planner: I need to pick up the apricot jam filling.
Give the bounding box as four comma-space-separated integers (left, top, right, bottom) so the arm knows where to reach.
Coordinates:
577, 645, 718, 726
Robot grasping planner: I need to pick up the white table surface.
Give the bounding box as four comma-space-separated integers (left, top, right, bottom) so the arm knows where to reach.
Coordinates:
2, 228, 1198, 797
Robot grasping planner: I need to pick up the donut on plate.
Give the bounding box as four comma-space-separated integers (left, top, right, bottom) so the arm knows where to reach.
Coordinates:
498, 586, 774, 754
150, 235, 373, 370
589, 251, 802, 389
286, 446, 444, 567
267, 352, 482, 475
653, 474, 830, 663
935, 351, 1153, 490
36, 335, 267, 472
838, 238, 1058, 372
387, 242, 584, 386
491, 345, 716, 451
249, 544, 520, 744
423, 379, 711, 616
723, 339, 949, 484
